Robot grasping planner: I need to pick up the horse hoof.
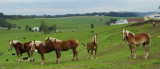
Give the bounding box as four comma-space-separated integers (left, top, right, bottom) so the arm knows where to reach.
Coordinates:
143, 56, 148, 59
58, 62, 61, 64
76, 59, 78, 61
72, 59, 74, 61
41, 63, 44, 65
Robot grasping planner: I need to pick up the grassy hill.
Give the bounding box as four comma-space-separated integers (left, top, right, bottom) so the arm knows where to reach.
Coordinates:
0, 17, 160, 69
7, 16, 141, 31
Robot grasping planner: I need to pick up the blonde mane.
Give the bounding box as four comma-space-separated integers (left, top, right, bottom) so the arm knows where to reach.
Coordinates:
10, 40, 20, 45
46, 37, 62, 42
92, 35, 97, 44
31, 41, 44, 47
125, 30, 135, 36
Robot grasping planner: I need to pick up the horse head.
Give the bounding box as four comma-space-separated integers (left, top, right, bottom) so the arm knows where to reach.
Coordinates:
9, 40, 14, 50
122, 29, 127, 41
31, 40, 36, 52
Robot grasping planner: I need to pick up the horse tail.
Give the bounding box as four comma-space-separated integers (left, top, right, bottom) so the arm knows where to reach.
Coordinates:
76, 40, 80, 51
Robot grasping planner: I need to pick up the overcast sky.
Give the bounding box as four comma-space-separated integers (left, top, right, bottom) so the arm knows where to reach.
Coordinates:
0, 0, 159, 15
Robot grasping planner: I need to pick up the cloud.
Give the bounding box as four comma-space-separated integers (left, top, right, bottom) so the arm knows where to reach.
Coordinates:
0, 0, 159, 15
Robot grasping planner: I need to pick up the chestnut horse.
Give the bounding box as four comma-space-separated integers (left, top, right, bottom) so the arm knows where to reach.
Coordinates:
84, 34, 97, 59
9, 40, 33, 62
45, 37, 80, 64
30, 41, 48, 64
122, 29, 151, 59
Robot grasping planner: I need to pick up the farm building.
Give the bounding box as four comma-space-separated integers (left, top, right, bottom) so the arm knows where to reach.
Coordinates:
110, 18, 144, 25
144, 13, 160, 21
32, 27, 39, 31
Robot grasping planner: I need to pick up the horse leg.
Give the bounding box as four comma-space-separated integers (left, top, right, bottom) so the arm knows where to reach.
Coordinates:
143, 45, 149, 59
16, 51, 20, 63
20, 53, 23, 62
31, 51, 34, 62
72, 49, 76, 61
131, 45, 136, 59
40, 53, 45, 64
90, 49, 93, 59
87, 49, 90, 59
55, 51, 58, 63
57, 50, 61, 64
75, 50, 78, 61
27, 52, 30, 62
95, 49, 97, 59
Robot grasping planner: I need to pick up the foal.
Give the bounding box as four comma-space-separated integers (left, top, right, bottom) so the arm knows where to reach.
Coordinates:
85, 34, 97, 59
9, 40, 33, 62
122, 29, 151, 59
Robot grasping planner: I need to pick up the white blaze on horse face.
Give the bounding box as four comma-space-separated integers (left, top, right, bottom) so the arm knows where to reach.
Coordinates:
122, 30, 125, 39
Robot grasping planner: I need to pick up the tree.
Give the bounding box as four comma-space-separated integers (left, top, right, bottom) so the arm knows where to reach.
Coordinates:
25, 25, 29, 30
110, 18, 117, 23
8, 23, 12, 30
49, 24, 57, 31
40, 19, 50, 34
18, 26, 21, 29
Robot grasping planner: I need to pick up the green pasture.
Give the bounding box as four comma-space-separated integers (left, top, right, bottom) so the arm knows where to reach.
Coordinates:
7, 16, 141, 31
0, 17, 160, 69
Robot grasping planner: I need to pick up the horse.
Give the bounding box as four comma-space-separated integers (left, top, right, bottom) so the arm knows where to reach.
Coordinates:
122, 29, 151, 59
45, 37, 80, 64
9, 40, 33, 62
83, 34, 97, 59
30, 41, 49, 64
152, 22, 156, 29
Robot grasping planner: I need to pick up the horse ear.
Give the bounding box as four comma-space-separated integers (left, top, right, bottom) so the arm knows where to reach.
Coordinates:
33, 40, 35, 43
30, 41, 32, 43
9, 40, 10, 42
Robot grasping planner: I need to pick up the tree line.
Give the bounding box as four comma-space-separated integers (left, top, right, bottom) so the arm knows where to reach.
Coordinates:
2, 12, 138, 19
25, 19, 57, 34
0, 12, 21, 29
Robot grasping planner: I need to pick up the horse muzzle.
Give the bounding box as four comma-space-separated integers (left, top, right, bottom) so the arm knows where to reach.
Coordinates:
32, 50, 35, 52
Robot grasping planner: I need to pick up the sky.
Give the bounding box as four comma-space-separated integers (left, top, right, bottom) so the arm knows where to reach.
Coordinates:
0, 0, 159, 15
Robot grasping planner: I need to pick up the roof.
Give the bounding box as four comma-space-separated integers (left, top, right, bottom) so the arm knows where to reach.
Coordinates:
117, 19, 125, 23
126, 18, 144, 23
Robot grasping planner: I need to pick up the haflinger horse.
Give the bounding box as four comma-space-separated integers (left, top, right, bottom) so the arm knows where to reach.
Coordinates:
83, 34, 97, 59
30, 41, 47, 64
122, 29, 151, 59
9, 40, 33, 62
45, 37, 80, 64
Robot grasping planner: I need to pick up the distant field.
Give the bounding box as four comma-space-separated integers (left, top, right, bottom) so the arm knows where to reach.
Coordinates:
7, 16, 141, 31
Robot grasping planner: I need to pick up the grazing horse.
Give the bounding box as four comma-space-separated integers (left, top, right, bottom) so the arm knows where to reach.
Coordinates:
9, 40, 33, 62
122, 29, 151, 59
45, 38, 80, 63
83, 34, 97, 59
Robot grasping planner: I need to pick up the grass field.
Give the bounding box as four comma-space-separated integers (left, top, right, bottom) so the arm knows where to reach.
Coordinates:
0, 16, 160, 69
7, 16, 141, 31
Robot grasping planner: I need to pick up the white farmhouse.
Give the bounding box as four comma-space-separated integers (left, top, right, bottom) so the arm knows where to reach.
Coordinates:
110, 18, 144, 25
32, 27, 39, 31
